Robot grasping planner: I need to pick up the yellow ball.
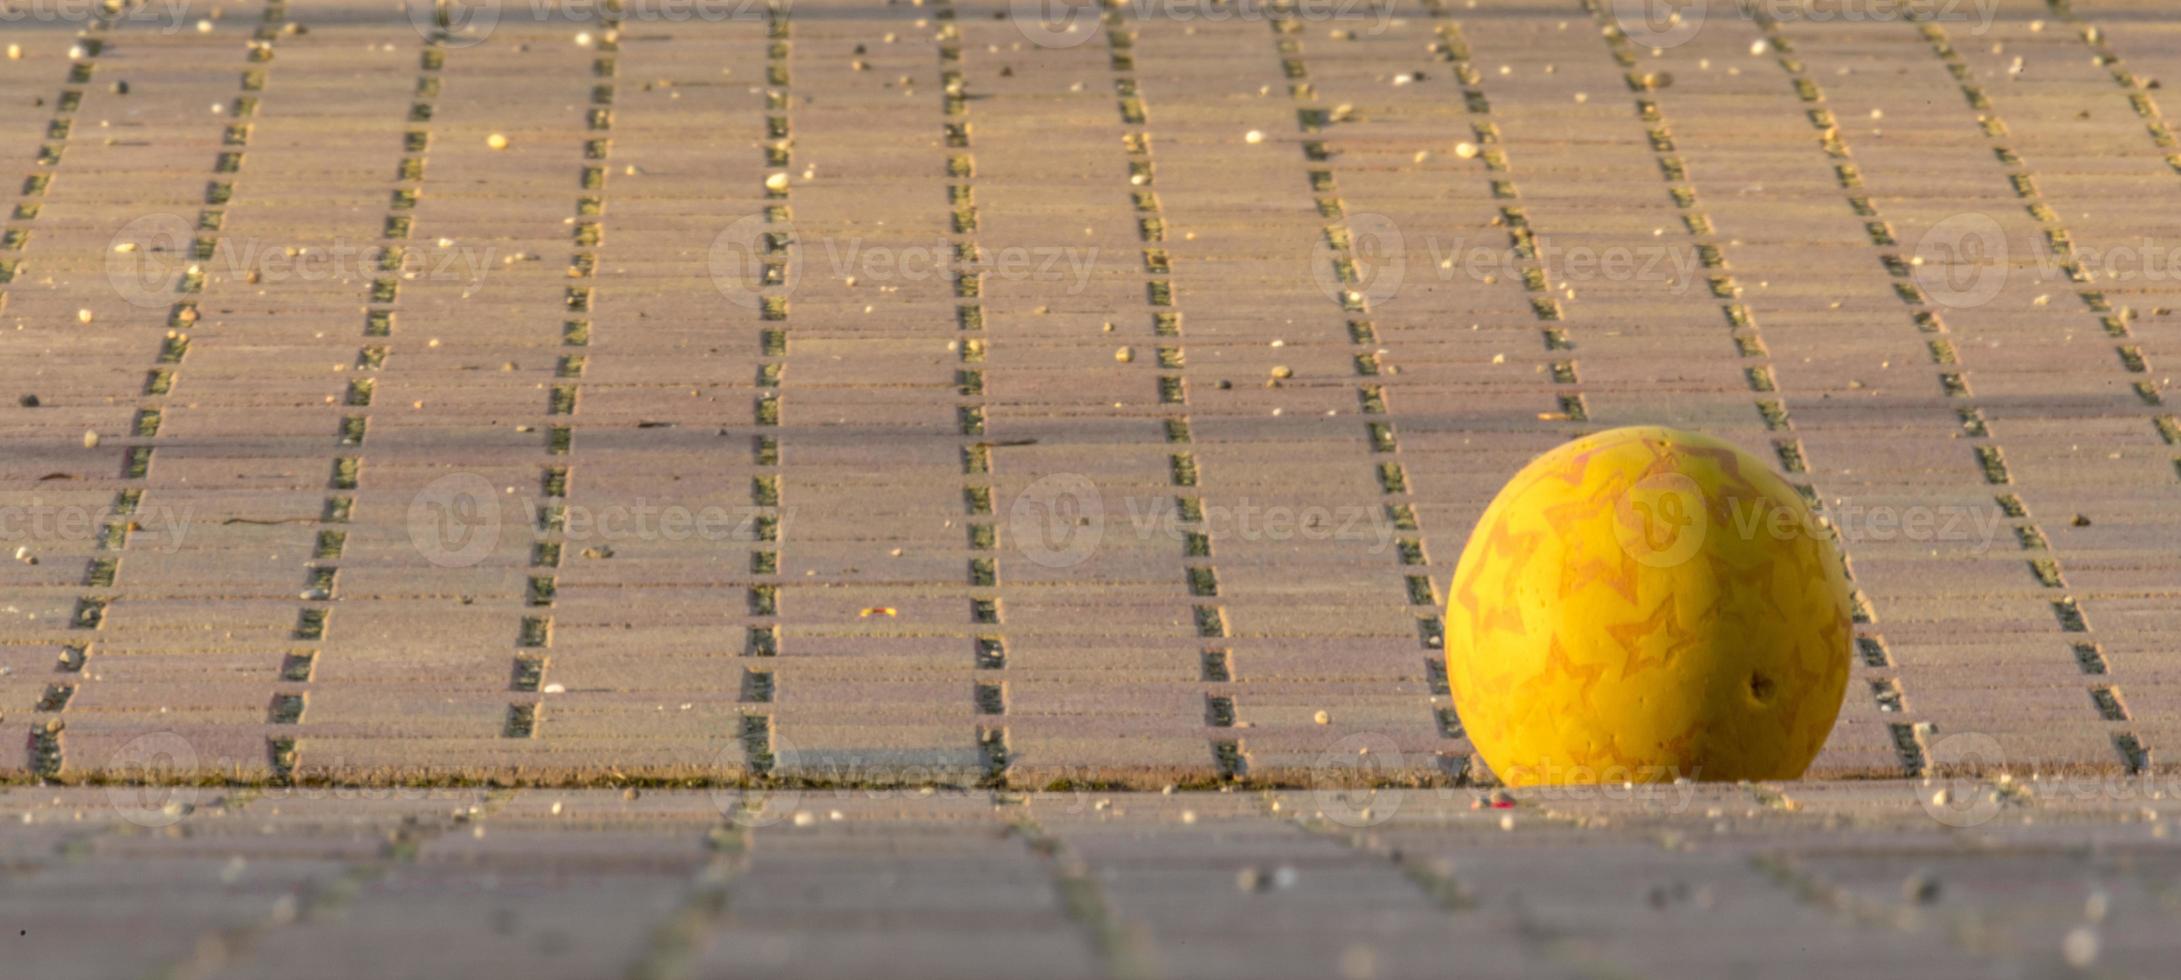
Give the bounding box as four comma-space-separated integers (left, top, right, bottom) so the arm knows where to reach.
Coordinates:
1445, 426, 1851, 785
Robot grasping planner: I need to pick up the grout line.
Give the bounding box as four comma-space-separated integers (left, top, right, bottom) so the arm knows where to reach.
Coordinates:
502, 2, 623, 740
1575, 0, 1917, 776
1743, 2, 2131, 774
2046, 0, 2181, 181
162, 789, 504, 980
1095, 0, 1248, 785
622, 793, 760, 980
932, 0, 1011, 788
34, 0, 287, 779
263, 10, 449, 784
1909, 13, 2154, 771
0, 1, 122, 308
740, 0, 792, 780
1004, 798, 1157, 980
1269, 1, 1462, 780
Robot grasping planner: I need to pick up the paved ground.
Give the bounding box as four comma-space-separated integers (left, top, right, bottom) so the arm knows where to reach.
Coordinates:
5, 0, 2181, 973
6, 781, 2181, 978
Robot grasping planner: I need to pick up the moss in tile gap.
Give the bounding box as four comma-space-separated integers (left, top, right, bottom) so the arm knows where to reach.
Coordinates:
2072, 642, 2110, 675
974, 636, 1007, 670
1193, 605, 1226, 639
961, 443, 990, 474
1975, 445, 2010, 485
1557, 393, 1589, 421
505, 572, 551, 608
95, 520, 126, 553
535, 503, 566, 534
70, 597, 107, 631
2015, 525, 2048, 551
1181, 530, 1211, 559
1768, 439, 1806, 474
1406, 575, 1437, 606
752, 515, 779, 544
954, 368, 982, 397
2114, 732, 2149, 774
293, 608, 328, 641
746, 435, 778, 469
1161, 418, 1191, 444
276, 650, 315, 683
1151, 312, 1180, 337
1198, 649, 1232, 683
749, 550, 778, 576
964, 485, 994, 515
968, 523, 996, 551
2050, 596, 2088, 633
745, 625, 779, 658
328, 457, 359, 491
83, 558, 116, 589
499, 702, 540, 741
2028, 558, 2064, 589
322, 496, 353, 524
1530, 297, 1562, 321
340, 378, 373, 407
1186, 566, 1218, 598
1137, 215, 1164, 243
131, 408, 162, 438
2116, 345, 2148, 373
528, 539, 561, 569
122, 447, 153, 480
1169, 453, 1199, 487
957, 405, 985, 436
1385, 503, 1418, 533
2132, 381, 2162, 407
963, 598, 1000, 627
541, 466, 569, 499
969, 557, 997, 588
751, 475, 780, 508
267, 690, 306, 725
313, 530, 345, 560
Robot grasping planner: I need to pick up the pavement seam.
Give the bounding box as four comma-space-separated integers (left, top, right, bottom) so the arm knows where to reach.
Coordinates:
931, 0, 1014, 787
1908, 13, 2152, 772
501, 2, 624, 743
739, 0, 792, 783
1275, 0, 1463, 781
37, 0, 288, 781
1096, 1, 1249, 786
1743, 1, 2134, 775
16, 0, 126, 776
1575, 0, 1918, 777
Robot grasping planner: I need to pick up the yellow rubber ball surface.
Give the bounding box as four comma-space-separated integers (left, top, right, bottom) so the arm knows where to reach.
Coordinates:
1445, 426, 1851, 785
